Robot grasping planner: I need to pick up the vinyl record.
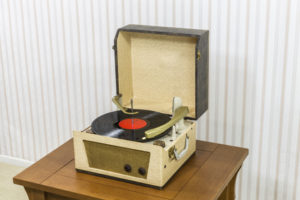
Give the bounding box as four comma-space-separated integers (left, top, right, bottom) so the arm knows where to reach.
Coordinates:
91, 109, 171, 142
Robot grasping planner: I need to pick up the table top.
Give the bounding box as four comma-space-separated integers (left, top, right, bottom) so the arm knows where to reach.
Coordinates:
14, 139, 248, 200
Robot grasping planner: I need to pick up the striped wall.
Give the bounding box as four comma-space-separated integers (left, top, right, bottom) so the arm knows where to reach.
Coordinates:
0, 0, 299, 199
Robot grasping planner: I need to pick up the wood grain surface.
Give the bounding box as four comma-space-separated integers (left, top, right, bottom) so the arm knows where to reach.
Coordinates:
14, 139, 248, 200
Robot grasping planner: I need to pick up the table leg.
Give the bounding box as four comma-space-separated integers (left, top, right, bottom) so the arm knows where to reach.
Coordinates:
24, 187, 77, 200
218, 172, 238, 200
25, 188, 45, 200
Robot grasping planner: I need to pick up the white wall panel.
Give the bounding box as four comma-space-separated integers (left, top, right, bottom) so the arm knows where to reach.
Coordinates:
0, 0, 299, 199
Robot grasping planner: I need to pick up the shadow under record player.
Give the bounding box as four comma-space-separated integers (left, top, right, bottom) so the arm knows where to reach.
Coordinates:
73, 24, 209, 188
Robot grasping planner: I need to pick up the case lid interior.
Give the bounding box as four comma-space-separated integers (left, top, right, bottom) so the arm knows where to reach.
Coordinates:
115, 26, 203, 119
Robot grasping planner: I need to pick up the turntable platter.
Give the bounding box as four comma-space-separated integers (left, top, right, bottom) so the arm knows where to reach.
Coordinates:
91, 109, 171, 142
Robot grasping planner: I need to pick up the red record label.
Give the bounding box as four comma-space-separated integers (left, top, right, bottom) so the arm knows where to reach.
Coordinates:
118, 118, 147, 130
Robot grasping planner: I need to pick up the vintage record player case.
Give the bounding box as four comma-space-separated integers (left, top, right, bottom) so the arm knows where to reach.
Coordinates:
73, 25, 209, 188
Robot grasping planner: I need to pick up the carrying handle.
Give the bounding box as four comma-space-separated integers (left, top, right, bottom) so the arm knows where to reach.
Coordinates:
145, 106, 189, 139
112, 95, 138, 115
174, 136, 189, 160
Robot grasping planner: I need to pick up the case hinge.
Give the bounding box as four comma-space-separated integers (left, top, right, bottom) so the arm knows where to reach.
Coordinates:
197, 50, 201, 61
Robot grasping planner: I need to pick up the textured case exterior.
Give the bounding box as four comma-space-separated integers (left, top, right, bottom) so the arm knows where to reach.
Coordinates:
113, 24, 209, 120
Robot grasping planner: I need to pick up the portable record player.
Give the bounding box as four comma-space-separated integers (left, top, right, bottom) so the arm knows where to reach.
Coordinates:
73, 25, 209, 188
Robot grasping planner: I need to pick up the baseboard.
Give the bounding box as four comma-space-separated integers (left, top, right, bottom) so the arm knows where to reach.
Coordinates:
0, 155, 33, 167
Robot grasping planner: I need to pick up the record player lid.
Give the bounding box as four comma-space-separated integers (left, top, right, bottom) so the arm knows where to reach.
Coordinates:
113, 25, 209, 120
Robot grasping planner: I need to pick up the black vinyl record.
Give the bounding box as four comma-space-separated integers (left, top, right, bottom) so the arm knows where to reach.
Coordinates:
91, 109, 171, 142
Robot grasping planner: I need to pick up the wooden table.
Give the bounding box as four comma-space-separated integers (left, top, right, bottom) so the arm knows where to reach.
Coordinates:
14, 139, 248, 200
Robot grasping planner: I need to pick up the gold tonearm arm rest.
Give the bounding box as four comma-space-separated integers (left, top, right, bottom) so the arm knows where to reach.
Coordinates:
145, 106, 189, 139
112, 95, 138, 115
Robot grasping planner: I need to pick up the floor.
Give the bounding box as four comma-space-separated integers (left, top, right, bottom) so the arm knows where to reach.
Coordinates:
0, 162, 28, 200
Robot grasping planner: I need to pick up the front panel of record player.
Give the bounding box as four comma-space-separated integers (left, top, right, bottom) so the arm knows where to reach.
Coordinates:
83, 141, 150, 179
